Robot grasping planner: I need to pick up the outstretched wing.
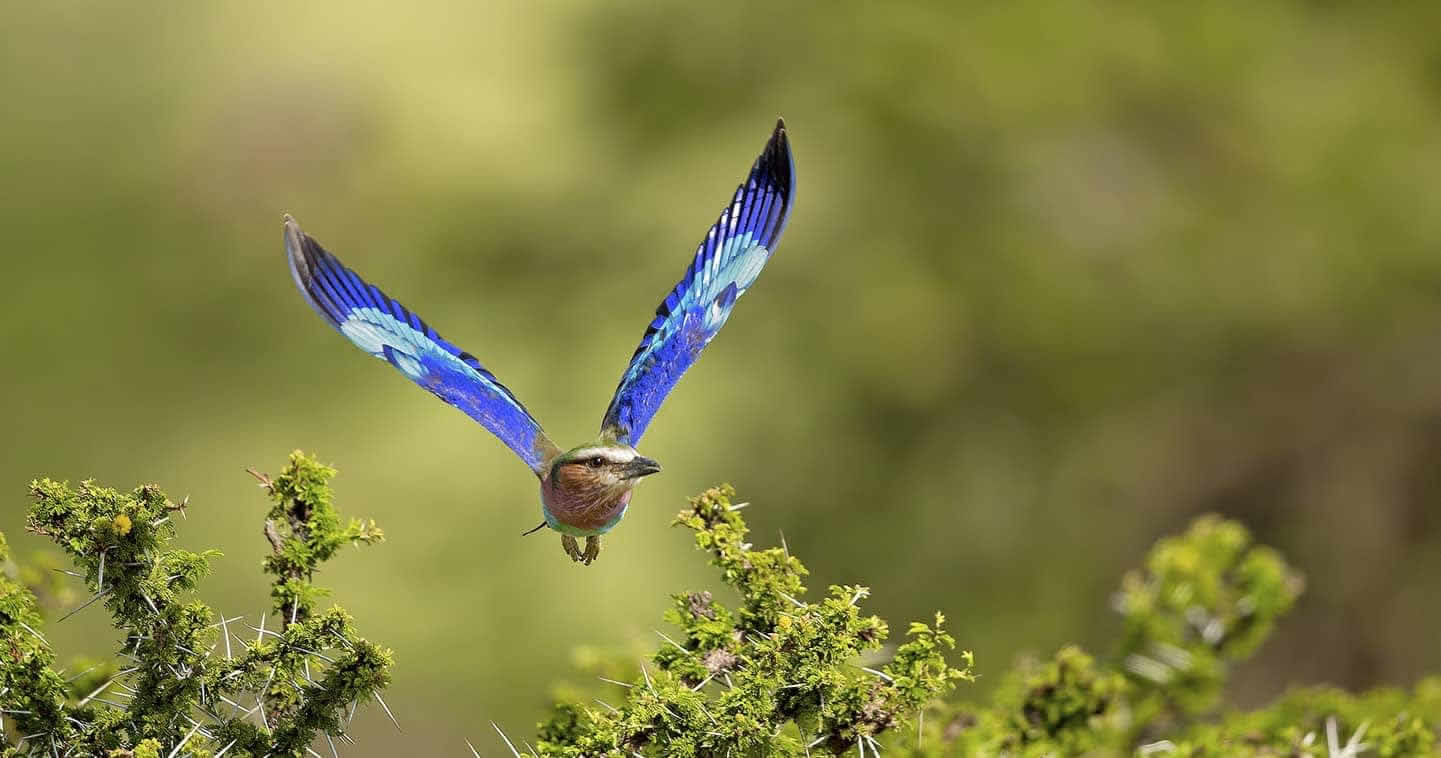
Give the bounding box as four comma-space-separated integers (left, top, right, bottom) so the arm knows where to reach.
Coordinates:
601, 119, 795, 445
284, 216, 559, 473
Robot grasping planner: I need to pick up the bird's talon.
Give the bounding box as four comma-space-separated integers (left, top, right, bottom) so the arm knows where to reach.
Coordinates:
582, 536, 601, 565
562, 535, 584, 562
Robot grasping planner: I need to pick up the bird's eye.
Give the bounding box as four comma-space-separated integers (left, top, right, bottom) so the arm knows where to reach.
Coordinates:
587, 457, 604, 468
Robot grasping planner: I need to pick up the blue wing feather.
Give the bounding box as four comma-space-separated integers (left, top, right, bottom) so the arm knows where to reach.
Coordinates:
601, 119, 795, 445
284, 217, 557, 472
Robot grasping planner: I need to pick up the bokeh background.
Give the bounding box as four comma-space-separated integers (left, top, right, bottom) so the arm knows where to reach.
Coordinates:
5, 1, 1441, 753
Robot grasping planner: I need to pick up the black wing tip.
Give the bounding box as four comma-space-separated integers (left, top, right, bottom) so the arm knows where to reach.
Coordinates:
282, 213, 320, 278
282, 212, 309, 254
282, 213, 333, 269
282, 213, 306, 249
760, 117, 795, 198
282, 214, 341, 314
283, 212, 308, 262
282, 212, 342, 325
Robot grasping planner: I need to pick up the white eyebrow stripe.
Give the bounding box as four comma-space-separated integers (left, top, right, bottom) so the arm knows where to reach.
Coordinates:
569, 447, 636, 464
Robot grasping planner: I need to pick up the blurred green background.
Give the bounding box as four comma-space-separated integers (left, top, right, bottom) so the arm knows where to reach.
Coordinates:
5, 1, 1441, 754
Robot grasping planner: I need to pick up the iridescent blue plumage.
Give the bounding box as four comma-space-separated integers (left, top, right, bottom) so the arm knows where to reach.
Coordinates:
601, 119, 795, 445
284, 218, 557, 472
283, 119, 795, 565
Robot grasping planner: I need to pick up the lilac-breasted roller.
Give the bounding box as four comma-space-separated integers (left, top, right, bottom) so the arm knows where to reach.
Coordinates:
284, 120, 795, 564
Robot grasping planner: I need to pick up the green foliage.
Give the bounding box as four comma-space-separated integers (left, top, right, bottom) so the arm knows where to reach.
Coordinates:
8, 3, 1441, 737
531, 485, 974, 756
254, 452, 383, 626
946, 645, 1129, 757
0, 451, 392, 757
531, 501, 1439, 756
1116, 515, 1304, 719
6, 457, 1440, 756
0, 531, 69, 754
1165, 681, 1441, 757
883, 514, 1439, 756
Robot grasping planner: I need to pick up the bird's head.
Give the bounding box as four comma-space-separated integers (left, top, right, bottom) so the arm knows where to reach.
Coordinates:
546, 442, 662, 497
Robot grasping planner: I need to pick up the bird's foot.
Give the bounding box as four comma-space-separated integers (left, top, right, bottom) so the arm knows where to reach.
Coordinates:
562, 535, 584, 562
560, 535, 602, 565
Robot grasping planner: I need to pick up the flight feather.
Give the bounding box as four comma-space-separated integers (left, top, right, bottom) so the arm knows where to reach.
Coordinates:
284, 217, 558, 472
601, 119, 796, 445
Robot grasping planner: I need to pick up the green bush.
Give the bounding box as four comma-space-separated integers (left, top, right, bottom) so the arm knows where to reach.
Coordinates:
4, 456, 1439, 756
530, 485, 973, 756
889, 517, 1437, 757
528, 495, 1439, 756
1, 452, 391, 757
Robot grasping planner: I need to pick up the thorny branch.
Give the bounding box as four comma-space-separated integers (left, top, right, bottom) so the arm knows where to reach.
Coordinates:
2, 451, 392, 756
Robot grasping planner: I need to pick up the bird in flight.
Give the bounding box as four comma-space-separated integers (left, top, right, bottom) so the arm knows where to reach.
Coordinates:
284, 119, 795, 565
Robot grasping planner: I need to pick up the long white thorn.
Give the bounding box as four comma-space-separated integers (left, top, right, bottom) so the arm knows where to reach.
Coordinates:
17, 622, 47, 644
777, 592, 806, 609
56, 588, 112, 623
491, 722, 522, 757
220, 614, 233, 660
166, 721, 203, 758
654, 629, 687, 650
77, 670, 132, 707
375, 693, 401, 731
861, 667, 893, 682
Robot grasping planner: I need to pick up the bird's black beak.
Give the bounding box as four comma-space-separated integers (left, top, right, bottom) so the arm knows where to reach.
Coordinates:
622, 456, 663, 480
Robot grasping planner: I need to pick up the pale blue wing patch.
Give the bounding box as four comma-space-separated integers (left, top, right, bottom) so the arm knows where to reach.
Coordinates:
285, 216, 557, 472
601, 120, 795, 445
